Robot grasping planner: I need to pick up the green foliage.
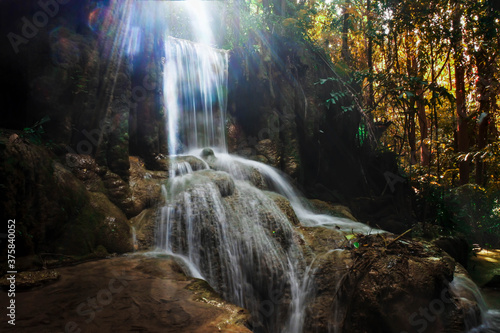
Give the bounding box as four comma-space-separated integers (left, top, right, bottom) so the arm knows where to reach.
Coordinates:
316, 74, 359, 110
415, 179, 500, 246
70, 69, 89, 95
21, 116, 50, 145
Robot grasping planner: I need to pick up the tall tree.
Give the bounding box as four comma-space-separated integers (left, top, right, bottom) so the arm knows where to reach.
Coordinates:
341, 0, 351, 65
452, 2, 470, 184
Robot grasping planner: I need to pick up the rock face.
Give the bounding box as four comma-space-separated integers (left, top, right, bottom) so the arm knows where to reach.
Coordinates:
227, 34, 415, 230
0, 135, 134, 259
299, 229, 482, 333
309, 199, 358, 221
0, 0, 131, 180
130, 208, 159, 251
0, 255, 251, 333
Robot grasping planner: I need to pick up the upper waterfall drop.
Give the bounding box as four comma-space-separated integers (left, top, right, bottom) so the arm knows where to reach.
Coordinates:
163, 37, 229, 155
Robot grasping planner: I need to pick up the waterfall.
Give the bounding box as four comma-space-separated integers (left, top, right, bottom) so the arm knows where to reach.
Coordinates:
163, 37, 228, 155
157, 168, 311, 332
152, 25, 500, 333
156, 30, 315, 331
450, 272, 500, 333
209, 152, 384, 234
156, 23, 384, 330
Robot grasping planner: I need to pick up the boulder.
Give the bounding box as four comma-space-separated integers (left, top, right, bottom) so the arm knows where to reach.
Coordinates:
309, 199, 358, 221
198, 170, 236, 197
433, 236, 470, 269
255, 139, 279, 167
297, 226, 476, 333
265, 191, 300, 226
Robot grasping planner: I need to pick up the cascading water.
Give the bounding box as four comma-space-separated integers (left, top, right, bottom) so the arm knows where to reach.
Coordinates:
155, 14, 317, 330
151, 2, 384, 330
154, 33, 384, 331
450, 272, 500, 333
164, 37, 228, 155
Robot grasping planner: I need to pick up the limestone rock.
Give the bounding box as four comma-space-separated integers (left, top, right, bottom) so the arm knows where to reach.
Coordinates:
0, 137, 133, 263
148, 154, 208, 173
129, 155, 164, 213
0, 255, 251, 333
198, 170, 235, 197
299, 228, 468, 333
65, 153, 106, 192
255, 139, 279, 167
88, 192, 134, 254
265, 191, 300, 226
309, 199, 358, 221
130, 208, 158, 250
0, 270, 59, 290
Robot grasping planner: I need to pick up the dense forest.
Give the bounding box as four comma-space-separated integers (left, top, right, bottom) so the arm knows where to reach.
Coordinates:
221, 0, 500, 246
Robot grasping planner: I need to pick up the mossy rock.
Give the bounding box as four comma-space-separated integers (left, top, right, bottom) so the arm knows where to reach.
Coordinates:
198, 170, 235, 197
265, 191, 300, 226
309, 199, 358, 221
89, 192, 133, 254
130, 208, 158, 250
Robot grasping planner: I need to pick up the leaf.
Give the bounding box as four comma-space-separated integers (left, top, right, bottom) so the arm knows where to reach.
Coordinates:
345, 234, 355, 240
353, 242, 360, 249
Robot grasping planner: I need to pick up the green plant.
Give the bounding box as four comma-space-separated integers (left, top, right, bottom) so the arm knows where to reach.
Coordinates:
70, 70, 90, 95
21, 116, 50, 145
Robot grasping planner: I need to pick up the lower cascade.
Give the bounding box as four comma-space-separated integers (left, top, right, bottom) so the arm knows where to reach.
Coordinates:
157, 152, 310, 332
155, 148, 374, 332
451, 272, 500, 333
155, 35, 375, 332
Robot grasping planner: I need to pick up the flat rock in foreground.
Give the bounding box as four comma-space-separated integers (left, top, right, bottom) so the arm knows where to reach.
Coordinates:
0, 254, 250, 333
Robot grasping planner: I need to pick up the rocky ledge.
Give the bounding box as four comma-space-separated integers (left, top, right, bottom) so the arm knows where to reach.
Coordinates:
0, 254, 251, 333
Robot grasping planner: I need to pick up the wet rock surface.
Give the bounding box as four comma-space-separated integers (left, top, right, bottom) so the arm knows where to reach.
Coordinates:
265, 191, 301, 226
198, 170, 236, 197
0, 255, 251, 333
299, 229, 479, 333
130, 208, 159, 251
309, 199, 358, 221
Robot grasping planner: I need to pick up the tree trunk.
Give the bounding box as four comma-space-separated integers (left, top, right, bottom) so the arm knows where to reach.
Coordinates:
417, 88, 430, 166
476, 113, 489, 185
405, 33, 419, 165
341, 0, 351, 66
366, 0, 374, 112
453, 6, 469, 184
408, 108, 418, 165
475, 48, 488, 185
